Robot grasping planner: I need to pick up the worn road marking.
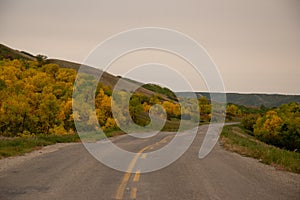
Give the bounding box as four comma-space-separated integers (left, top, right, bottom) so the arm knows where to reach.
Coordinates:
133, 170, 141, 182
115, 145, 150, 199
115, 135, 172, 199
141, 153, 147, 159
130, 187, 137, 199
115, 173, 131, 199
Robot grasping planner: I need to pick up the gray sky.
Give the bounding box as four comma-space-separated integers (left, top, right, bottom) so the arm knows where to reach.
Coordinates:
1, 0, 300, 94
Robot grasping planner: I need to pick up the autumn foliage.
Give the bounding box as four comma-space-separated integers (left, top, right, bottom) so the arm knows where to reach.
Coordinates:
242, 103, 300, 151
0, 60, 76, 136
0, 59, 211, 137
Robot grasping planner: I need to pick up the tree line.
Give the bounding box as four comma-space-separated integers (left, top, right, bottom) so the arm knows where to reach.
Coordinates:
0, 59, 214, 137
0, 59, 75, 136
242, 103, 300, 151
5, 57, 297, 152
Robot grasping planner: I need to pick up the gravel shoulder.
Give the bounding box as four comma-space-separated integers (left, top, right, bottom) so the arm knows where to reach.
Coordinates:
0, 142, 79, 173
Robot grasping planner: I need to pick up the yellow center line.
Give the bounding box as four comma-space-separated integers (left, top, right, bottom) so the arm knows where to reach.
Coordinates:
160, 140, 167, 144
115, 135, 172, 200
159, 135, 172, 144
130, 187, 137, 199
133, 170, 141, 182
115, 146, 151, 199
115, 173, 131, 200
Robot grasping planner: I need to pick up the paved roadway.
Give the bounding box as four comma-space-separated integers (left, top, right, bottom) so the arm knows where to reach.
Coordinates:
0, 125, 299, 200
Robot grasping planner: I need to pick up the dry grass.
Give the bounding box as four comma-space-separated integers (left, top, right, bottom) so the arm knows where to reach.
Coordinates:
221, 125, 300, 173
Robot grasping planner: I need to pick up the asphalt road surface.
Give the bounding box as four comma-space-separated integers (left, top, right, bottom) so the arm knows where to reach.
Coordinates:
0, 125, 299, 200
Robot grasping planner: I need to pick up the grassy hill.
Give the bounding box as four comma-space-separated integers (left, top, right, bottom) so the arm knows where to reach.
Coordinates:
0, 44, 36, 61
0, 44, 172, 100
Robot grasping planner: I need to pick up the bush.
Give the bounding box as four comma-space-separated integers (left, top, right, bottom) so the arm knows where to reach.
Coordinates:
241, 114, 259, 132
252, 103, 300, 151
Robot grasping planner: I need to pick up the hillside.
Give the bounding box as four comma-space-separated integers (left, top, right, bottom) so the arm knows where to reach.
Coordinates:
2, 43, 299, 108
0, 58, 197, 137
0, 44, 172, 100
0, 44, 36, 61
177, 92, 300, 107
225, 93, 300, 107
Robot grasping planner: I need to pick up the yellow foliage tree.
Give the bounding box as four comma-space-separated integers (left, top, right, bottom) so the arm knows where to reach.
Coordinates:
254, 110, 283, 140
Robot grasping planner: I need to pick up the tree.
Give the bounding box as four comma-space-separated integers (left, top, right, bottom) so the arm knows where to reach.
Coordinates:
241, 114, 259, 132
43, 63, 59, 78
254, 111, 283, 145
36, 54, 47, 67
129, 95, 144, 124
226, 104, 240, 120
198, 96, 211, 122
95, 88, 113, 127
162, 101, 180, 119
0, 94, 31, 136
0, 59, 78, 136
38, 93, 60, 134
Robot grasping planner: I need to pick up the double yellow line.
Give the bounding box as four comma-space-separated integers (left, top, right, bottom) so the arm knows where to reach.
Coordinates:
115, 135, 172, 200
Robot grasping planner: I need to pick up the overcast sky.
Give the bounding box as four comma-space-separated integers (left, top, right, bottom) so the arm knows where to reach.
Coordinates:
1, 0, 299, 94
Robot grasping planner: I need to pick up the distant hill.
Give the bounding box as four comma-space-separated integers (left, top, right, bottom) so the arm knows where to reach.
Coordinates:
177, 92, 300, 107
225, 93, 300, 107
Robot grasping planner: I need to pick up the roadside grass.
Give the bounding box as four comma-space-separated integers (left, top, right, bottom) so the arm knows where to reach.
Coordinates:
221, 124, 300, 174
162, 119, 208, 132
0, 134, 80, 158
0, 119, 204, 159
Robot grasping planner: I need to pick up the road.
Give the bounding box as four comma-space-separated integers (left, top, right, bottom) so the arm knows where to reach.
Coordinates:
0, 125, 299, 200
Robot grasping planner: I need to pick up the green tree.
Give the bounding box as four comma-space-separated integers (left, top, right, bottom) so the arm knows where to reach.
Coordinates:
36, 54, 47, 67
198, 96, 211, 122
241, 114, 259, 132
